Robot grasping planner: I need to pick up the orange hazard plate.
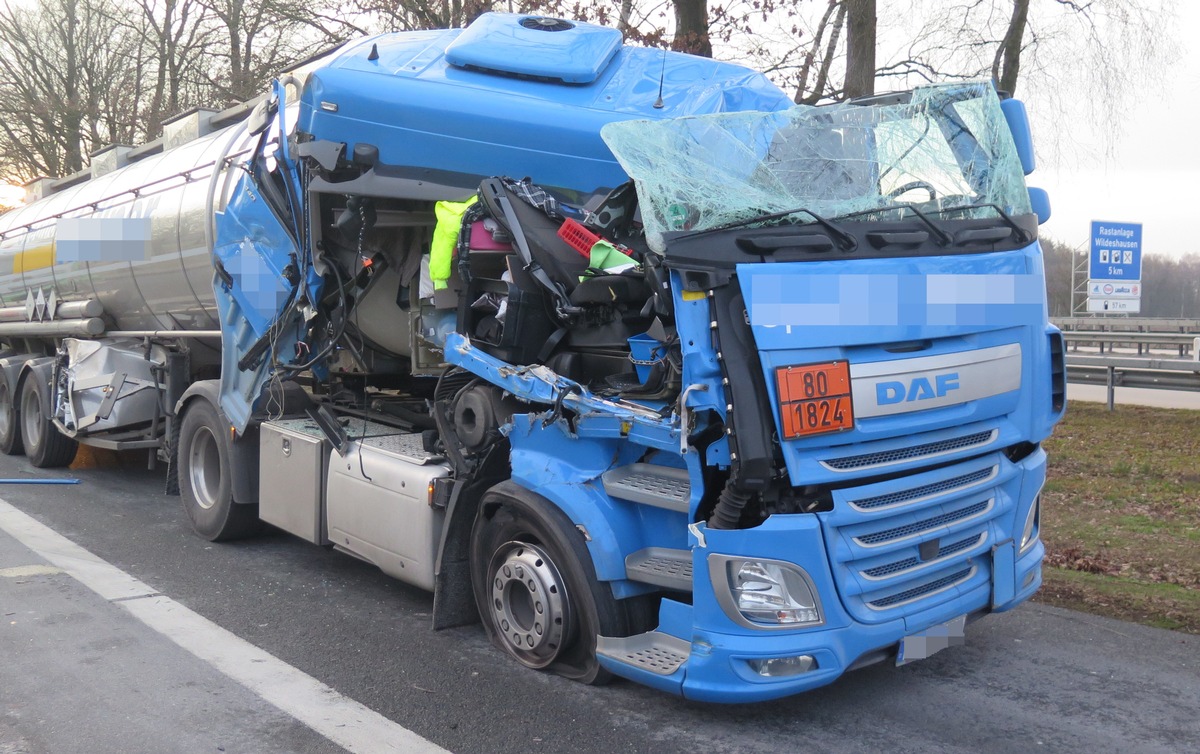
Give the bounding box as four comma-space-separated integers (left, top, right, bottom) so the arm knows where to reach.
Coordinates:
775, 361, 854, 439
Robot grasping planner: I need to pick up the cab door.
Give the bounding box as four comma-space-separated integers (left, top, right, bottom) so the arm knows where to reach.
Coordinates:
211, 81, 321, 431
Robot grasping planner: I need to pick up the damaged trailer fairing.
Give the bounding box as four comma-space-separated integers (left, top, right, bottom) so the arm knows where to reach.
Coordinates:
53, 338, 167, 436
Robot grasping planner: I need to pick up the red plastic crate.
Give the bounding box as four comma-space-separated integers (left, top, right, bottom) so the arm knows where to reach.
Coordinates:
557, 218, 602, 259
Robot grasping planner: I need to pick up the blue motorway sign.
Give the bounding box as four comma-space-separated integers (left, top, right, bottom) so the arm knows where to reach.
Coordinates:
1089, 221, 1142, 281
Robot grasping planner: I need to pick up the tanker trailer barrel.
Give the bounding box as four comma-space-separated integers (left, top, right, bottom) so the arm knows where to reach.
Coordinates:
0, 299, 104, 323
0, 113, 257, 334
0, 317, 105, 338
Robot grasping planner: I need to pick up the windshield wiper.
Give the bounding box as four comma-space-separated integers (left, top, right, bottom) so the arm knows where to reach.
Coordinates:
898, 204, 953, 245
681, 207, 858, 251
930, 202, 1032, 244
825, 203, 952, 246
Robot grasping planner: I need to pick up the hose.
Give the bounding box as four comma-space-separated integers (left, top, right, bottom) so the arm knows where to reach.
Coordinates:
707, 478, 753, 530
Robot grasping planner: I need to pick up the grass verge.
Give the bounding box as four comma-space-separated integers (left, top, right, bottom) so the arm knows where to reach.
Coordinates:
1037, 400, 1200, 633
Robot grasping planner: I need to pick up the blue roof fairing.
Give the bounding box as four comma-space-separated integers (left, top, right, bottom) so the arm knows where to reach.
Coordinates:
296, 13, 791, 194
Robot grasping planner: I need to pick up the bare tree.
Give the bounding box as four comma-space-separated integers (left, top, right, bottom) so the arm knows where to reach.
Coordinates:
198, 0, 358, 103
134, 0, 219, 135
794, 1, 847, 102
348, 0, 494, 32
0, 0, 145, 180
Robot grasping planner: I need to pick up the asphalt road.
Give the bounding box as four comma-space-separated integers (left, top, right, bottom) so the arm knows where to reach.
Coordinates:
1, 451, 1196, 754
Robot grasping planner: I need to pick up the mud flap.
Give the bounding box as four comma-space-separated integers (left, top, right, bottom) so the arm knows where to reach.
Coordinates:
991, 539, 1016, 609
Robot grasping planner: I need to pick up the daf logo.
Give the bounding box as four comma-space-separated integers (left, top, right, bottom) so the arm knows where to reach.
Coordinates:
876, 373, 960, 405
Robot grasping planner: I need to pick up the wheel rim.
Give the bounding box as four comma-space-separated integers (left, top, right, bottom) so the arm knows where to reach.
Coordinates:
188, 426, 223, 510
20, 384, 42, 450
488, 541, 570, 669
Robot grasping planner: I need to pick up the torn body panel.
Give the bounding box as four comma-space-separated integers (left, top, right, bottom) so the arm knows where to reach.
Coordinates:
53, 338, 166, 436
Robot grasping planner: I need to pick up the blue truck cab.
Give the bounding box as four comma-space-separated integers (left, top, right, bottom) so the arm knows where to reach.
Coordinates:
204, 12, 1065, 702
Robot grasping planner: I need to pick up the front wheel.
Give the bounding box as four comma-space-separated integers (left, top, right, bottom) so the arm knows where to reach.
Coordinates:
178, 399, 259, 541
19, 375, 76, 468
471, 484, 628, 684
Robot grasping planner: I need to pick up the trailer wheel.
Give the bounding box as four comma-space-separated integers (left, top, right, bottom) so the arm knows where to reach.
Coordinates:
19, 375, 76, 468
178, 400, 259, 541
0, 379, 23, 455
471, 486, 620, 684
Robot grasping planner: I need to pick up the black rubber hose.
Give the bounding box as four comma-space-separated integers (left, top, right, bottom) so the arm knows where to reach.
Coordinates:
707, 478, 752, 530
377, 401, 437, 430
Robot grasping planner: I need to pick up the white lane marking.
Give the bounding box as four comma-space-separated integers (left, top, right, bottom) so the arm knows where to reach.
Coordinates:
0, 498, 450, 754
0, 564, 63, 577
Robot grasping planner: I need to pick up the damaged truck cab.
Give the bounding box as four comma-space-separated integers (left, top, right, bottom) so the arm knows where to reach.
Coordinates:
0, 13, 1063, 702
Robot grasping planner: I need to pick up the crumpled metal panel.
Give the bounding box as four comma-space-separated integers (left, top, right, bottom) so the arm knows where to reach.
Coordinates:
55, 338, 166, 436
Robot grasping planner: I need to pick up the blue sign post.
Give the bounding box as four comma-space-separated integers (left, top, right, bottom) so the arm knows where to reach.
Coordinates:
1087, 221, 1143, 313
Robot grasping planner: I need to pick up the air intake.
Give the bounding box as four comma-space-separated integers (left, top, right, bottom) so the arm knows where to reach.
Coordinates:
519, 17, 575, 32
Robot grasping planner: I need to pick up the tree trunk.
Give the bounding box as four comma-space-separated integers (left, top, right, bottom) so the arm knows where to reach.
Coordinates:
61, 0, 85, 173
993, 0, 1030, 94
618, 0, 634, 35
672, 0, 711, 58
844, 0, 876, 99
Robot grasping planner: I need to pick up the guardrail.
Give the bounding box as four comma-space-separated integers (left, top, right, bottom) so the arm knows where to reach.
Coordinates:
1050, 318, 1200, 407
1061, 331, 1198, 357
1053, 317, 1200, 332
1065, 354, 1200, 409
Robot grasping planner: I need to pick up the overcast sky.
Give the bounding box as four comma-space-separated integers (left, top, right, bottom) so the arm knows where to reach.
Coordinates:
1033, 2, 1198, 259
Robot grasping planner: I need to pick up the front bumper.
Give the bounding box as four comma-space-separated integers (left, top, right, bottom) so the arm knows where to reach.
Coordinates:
600, 448, 1046, 703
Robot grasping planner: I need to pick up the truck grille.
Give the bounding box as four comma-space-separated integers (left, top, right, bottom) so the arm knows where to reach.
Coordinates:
821, 429, 997, 471
818, 453, 1014, 624
854, 500, 991, 546
867, 566, 975, 609
850, 466, 996, 511
861, 534, 984, 578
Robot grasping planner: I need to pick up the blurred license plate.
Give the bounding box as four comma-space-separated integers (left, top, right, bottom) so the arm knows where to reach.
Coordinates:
896, 614, 967, 666
775, 361, 854, 439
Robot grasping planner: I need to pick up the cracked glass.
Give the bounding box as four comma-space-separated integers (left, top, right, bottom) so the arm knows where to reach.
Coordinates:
601, 81, 1032, 252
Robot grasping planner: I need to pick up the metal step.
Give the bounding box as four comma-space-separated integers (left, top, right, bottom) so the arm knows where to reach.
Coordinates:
625, 547, 692, 591
602, 464, 690, 512
597, 631, 690, 676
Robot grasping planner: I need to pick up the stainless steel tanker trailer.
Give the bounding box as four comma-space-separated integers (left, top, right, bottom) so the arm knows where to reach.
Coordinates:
0, 12, 1061, 701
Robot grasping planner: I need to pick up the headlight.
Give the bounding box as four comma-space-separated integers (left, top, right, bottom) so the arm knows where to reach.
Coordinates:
710, 556, 824, 629
1019, 494, 1041, 553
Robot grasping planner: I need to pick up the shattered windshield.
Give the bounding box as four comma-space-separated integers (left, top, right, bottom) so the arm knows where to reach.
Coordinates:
601, 81, 1032, 252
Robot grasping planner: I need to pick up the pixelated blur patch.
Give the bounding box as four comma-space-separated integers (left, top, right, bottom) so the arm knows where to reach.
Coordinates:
747, 274, 1043, 328
895, 613, 966, 666
55, 217, 152, 263
232, 238, 289, 315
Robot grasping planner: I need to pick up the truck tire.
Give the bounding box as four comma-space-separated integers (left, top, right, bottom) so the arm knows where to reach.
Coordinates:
470, 485, 622, 684
19, 375, 76, 468
178, 399, 259, 541
0, 378, 23, 455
